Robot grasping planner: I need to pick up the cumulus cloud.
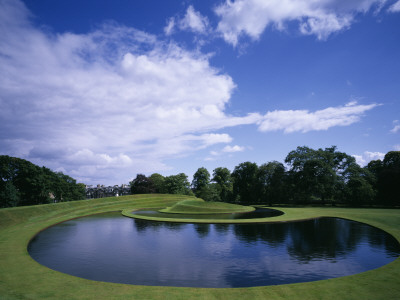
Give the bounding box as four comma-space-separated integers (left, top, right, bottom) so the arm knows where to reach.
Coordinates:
180, 5, 210, 34
0, 0, 379, 185
388, 0, 400, 12
164, 18, 175, 35
164, 5, 210, 36
353, 151, 386, 166
222, 145, 245, 153
205, 144, 245, 161
390, 120, 400, 133
391, 125, 400, 133
0, 0, 247, 184
258, 102, 378, 133
214, 0, 388, 46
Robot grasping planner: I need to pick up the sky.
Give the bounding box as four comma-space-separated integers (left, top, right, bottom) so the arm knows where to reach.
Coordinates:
0, 0, 399, 186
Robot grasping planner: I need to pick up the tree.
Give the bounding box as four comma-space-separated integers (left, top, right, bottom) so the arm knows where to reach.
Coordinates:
257, 161, 286, 205
379, 151, 400, 206
343, 164, 375, 206
164, 173, 193, 195
0, 155, 85, 208
365, 159, 383, 202
149, 173, 166, 193
285, 146, 355, 204
195, 183, 221, 202
191, 167, 210, 198
130, 174, 155, 194
212, 167, 232, 203
231, 162, 259, 204
0, 181, 20, 207
49, 171, 85, 202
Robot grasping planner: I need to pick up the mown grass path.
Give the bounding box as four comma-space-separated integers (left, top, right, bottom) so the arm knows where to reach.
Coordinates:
0, 195, 399, 300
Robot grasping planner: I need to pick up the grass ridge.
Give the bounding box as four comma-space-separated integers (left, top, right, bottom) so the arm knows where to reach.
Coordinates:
158, 199, 255, 214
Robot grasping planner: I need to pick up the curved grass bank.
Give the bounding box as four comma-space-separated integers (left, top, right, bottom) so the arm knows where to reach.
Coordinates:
158, 199, 255, 214
0, 194, 399, 300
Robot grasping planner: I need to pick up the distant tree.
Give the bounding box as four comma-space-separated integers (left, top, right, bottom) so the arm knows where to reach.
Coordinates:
49, 171, 85, 202
0, 156, 21, 207
149, 173, 166, 193
379, 151, 400, 206
130, 174, 155, 194
366, 159, 384, 177
212, 167, 232, 203
195, 183, 221, 202
365, 159, 383, 201
76, 183, 86, 199
0, 155, 85, 208
192, 167, 210, 198
231, 162, 259, 204
257, 161, 286, 205
0, 181, 20, 207
285, 146, 354, 204
343, 164, 375, 206
164, 173, 193, 195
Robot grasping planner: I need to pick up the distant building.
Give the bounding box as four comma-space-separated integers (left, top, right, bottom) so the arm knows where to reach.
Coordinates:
85, 184, 131, 199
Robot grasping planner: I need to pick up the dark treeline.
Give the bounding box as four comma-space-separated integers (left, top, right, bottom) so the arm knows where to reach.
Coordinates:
130, 146, 400, 207
0, 155, 85, 208
1, 146, 398, 208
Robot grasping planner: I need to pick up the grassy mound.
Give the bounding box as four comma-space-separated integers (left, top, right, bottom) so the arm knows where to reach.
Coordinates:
158, 199, 255, 214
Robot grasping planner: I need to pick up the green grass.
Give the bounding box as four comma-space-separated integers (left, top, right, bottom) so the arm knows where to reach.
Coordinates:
1, 195, 399, 300
158, 199, 255, 214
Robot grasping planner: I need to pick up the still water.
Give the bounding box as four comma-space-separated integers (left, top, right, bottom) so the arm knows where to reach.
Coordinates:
28, 212, 400, 288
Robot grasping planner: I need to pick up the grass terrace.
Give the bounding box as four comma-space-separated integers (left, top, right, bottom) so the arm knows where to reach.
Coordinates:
159, 199, 255, 214
0, 194, 399, 300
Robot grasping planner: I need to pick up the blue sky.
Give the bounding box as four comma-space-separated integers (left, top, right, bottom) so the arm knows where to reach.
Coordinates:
1, 0, 399, 185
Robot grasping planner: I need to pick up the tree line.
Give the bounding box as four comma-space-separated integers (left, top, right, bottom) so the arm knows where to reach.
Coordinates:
130, 146, 400, 207
0, 155, 86, 208
1, 146, 398, 208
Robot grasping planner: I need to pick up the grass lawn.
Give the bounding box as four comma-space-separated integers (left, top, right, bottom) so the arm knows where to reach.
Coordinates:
0, 194, 399, 300
158, 199, 255, 214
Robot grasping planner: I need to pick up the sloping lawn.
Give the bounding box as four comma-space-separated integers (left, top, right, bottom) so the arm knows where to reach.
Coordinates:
0, 195, 399, 300
159, 199, 255, 214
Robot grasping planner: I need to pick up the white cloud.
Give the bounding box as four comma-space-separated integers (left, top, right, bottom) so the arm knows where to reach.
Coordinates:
258, 102, 378, 133
390, 120, 400, 133
164, 18, 175, 35
391, 125, 400, 133
180, 5, 209, 34
222, 145, 245, 152
200, 133, 233, 146
388, 0, 400, 12
164, 5, 210, 36
66, 149, 132, 167
214, 0, 387, 46
394, 145, 400, 151
353, 151, 386, 166
0, 0, 380, 185
204, 144, 245, 161
0, 0, 248, 185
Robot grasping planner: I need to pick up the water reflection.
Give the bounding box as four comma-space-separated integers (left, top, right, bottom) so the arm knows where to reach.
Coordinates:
287, 219, 358, 263
234, 222, 287, 247
214, 223, 231, 234
28, 212, 400, 288
193, 224, 210, 238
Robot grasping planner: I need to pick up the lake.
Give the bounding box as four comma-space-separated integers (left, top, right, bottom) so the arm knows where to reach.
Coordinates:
28, 212, 400, 288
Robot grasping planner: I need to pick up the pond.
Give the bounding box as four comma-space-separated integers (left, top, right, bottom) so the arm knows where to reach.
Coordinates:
28, 212, 400, 288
